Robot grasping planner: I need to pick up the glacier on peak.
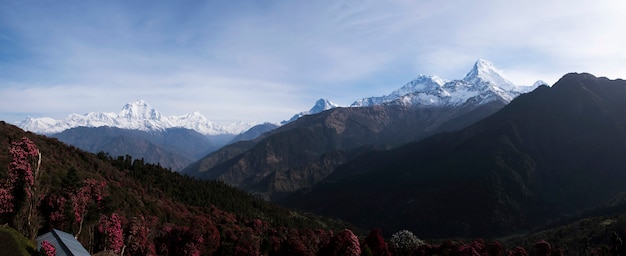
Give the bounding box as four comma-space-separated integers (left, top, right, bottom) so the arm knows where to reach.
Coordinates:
463, 59, 517, 91
16, 100, 256, 136
119, 99, 163, 121
350, 75, 447, 107
310, 98, 341, 114
351, 59, 540, 108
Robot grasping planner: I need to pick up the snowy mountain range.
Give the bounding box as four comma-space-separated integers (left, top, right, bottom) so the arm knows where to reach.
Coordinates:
351, 59, 544, 108
16, 59, 543, 136
283, 60, 542, 124
285, 60, 543, 123
17, 100, 256, 135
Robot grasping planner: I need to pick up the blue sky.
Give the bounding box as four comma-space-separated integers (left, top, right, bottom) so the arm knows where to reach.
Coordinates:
1, 0, 625, 124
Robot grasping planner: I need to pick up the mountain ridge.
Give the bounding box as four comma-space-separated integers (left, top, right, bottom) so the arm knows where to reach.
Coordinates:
17, 100, 257, 136
183, 59, 533, 200
351, 59, 541, 108
281, 72, 626, 238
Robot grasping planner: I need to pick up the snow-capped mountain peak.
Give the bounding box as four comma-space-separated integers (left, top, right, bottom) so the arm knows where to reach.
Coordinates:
310, 98, 340, 114
350, 75, 447, 107
282, 98, 341, 124
16, 100, 255, 136
350, 59, 540, 108
119, 99, 162, 120
392, 75, 446, 97
463, 59, 516, 91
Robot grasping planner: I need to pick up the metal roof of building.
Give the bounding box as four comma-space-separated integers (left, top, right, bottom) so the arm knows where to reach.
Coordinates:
36, 229, 90, 256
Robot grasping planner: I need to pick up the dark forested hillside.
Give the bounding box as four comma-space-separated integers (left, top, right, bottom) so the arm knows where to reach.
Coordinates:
184, 101, 505, 200
282, 73, 626, 239
0, 121, 357, 255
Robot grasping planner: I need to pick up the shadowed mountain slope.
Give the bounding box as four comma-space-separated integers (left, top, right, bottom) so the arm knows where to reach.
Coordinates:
281, 73, 626, 238
184, 101, 506, 200
51, 126, 219, 171
227, 122, 279, 144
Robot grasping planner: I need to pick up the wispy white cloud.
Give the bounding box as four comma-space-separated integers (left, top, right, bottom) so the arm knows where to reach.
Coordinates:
1, 0, 625, 124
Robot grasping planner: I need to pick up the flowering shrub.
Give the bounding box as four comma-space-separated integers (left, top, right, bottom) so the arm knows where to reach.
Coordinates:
40, 240, 56, 256
363, 228, 392, 256
72, 179, 105, 223
0, 186, 13, 214
457, 243, 481, 256
390, 229, 425, 251
98, 213, 125, 253
156, 223, 208, 256
322, 229, 361, 256
72, 178, 106, 237
44, 193, 67, 227
0, 137, 43, 239
8, 137, 39, 195
0, 137, 40, 214
126, 215, 158, 255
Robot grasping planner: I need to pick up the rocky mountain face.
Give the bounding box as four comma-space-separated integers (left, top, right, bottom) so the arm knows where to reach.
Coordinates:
51, 126, 219, 171
183, 60, 534, 200
281, 73, 626, 238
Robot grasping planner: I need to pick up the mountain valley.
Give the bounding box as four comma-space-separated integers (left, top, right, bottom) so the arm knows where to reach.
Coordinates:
50, 126, 219, 171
